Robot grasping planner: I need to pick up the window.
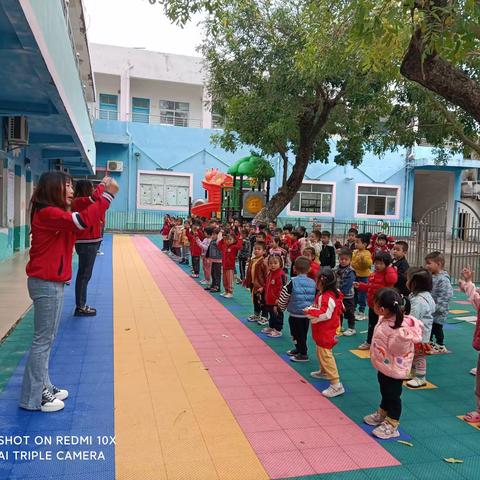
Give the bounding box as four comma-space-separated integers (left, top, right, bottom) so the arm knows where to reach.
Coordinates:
159, 100, 189, 127
99, 94, 118, 120
288, 182, 335, 216
132, 97, 150, 123
356, 184, 400, 218
138, 171, 191, 211
212, 104, 223, 129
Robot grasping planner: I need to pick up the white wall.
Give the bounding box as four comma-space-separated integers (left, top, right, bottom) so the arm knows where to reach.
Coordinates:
130, 78, 204, 126
90, 43, 205, 85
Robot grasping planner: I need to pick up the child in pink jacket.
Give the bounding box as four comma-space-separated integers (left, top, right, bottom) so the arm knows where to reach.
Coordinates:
363, 288, 423, 439
459, 267, 480, 423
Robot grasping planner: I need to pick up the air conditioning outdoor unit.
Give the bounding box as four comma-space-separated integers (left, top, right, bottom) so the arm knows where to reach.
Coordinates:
107, 160, 123, 172
7, 116, 29, 146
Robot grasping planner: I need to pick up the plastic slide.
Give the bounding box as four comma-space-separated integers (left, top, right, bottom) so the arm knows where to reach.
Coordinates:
191, 180, 222, 217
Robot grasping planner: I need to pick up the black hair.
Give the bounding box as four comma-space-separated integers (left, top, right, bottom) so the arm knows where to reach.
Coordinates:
283, 224, 293, 232
348, 228, 358, 235
356, 233, 370, 246
425, 251, 445, 267
311, 229, 322, 240
268, 253, 284, 268
395, 240, 409, 252
298, 226, 307, 234
374, 251, 393, 266
321, 230, 331, 238
377, 234, 388, 241
338, 247, 352, 259
254, 241, 267, 251
318, 267, 339, 297
204, 226, 214, 236
407, 267, 433, 294
257, 223, 267, 231
294, 256, 311, 274
302, 246, 317, 258
272, 236, 281, 245
292, 231, 303, 240
374, 288, 407, 329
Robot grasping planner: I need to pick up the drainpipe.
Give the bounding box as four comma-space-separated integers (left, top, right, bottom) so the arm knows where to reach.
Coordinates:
404, 146, 414, 221
124, 63, 134, 215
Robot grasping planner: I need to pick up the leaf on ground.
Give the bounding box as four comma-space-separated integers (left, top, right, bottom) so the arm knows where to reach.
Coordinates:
443, 458, 464, 464
360, 330, 368, 334
397, 440, 413, 447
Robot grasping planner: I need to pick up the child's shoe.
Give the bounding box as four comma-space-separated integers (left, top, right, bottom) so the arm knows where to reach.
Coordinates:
322, 383, 345, 398
363, 410, 386, 426
210, 288, 220, 293
40, 388, 64, 413
261, 326, 273, 334
223, 293, 233, 298
286, 349, 298, 356
290, 354, 309, 363
356, 312, 366, 321
372, 420, 400, 439
204, 286, 212, 291
310, 370, 329, 380
470, 367, 477, 376
267, 329, 282, 338
343, 328, 356, 336
257, 317, 269, 326
406, 376, 426, 388
357, 342, 370, 350
248, 314, 259, 322
200, 279, 208, 285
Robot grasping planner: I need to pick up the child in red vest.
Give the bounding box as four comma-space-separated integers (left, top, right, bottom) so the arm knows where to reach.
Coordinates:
262, 255, 288, 338
355, 252, 398, 350
304, 267, 345, 398
218, 233, 243, 298
186, 224, 203, 278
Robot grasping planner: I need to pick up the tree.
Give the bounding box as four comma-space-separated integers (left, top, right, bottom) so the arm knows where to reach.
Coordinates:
150, 0, 397, 222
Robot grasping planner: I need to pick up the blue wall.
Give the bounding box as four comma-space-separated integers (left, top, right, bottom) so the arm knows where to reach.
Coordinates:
93, 119, 476, 222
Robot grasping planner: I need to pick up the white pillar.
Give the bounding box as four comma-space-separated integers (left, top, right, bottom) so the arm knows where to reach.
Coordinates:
120, 65, 132, 121
202, 87, 212, 129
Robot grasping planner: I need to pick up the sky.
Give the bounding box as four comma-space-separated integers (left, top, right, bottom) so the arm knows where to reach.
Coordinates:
83, 0, 203, 57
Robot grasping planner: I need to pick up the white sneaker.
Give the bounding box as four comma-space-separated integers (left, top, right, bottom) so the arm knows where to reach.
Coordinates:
357, 342, 370, 350
310, 370, 329, 380
248, 314, 259, 322
406, 377, 426, 388
50, 384, 68, 401
322, 383, 345, 398
96, 251, 104, 256
257, 317, 269, 326
471, 367, 477, 376
372, 420, 400, 439
356, 312, 366, 321
267, 329, 282, 338
343, 328, 356, 336
220, 292, 227, 297
223, 293, 233, 298
41, 388, 64, 413
261, 326, 273, 334
363, 411, 386, 426
200, 279, 209, 285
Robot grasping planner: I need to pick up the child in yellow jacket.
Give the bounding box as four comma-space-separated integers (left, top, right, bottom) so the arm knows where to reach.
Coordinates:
352, 233, 373, 320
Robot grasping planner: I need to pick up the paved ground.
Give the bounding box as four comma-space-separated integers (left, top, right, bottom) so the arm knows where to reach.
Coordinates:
0, 234, 479, 480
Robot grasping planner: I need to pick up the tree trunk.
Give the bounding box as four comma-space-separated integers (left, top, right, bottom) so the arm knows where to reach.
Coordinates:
282, 153, 288, 187
400, 29, 480, 123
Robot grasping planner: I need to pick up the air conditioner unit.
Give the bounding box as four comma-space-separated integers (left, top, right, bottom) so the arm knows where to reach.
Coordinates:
107, 160, 123, 172
7, 117, 29, 146
54, 159, 63, 171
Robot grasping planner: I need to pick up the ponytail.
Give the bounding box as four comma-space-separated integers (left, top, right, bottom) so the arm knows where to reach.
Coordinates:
374, 288, 407, 329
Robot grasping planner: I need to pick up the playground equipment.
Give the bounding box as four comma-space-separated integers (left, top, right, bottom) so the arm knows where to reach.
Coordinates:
191, 155, 275, 220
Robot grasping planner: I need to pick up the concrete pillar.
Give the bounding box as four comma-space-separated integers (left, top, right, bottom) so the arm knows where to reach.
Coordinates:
202, 87, 212, 129
120, 65, 132, 121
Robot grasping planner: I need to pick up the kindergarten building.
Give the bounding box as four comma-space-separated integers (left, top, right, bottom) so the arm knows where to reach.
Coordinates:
1, 6, 480, 263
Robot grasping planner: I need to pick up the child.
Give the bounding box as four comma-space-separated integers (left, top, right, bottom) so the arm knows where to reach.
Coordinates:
459, 267, 480, 423
303, 247, 320, 282
355, 252, 398, 350
305, 267, 345, 397
335, 248, 356, 336
278, 256, 317, 362
425, 251, 453, 353
180, 220, 191, 265
306, 230, 322, 257
319, 230, 336, 268
368, 233, 394, 257
237, 229, 251, 284
244, 242, 268, 323
352, 233, 373, 321
171, 218, 184, 259
392, 241, 410, 296
197, 226, 213, 285
161, 215, 173, 251
289, 231, 303, 277
218, 233, 243, 298
336, 228, 358, 251
262, 255, 288, 337
269, 236, 288, 263
364, 288, 423, 439
186, 225, 202, 278
405, 267, 436, 388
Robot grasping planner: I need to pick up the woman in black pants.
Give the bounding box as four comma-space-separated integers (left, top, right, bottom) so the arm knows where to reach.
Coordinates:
71, 178, 108, 316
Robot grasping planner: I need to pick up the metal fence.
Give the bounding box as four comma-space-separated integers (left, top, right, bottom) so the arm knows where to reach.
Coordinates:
105, 211, 187, 232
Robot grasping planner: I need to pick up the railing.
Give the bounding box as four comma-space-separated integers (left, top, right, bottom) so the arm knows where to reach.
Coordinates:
105, 210, 188, 232
91, 108, 203, 128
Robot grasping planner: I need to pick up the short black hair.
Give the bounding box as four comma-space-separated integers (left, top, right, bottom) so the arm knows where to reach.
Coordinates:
283, 224, 293, 232
348, 228, 358, 235
338, 248, 352, 259
356, 233, 370, 245
374, 251, 393, 266
294, 256, 311, 274
254, 241, 267, 251
395, 241, 409, 252
204, 226, 214, 236
321, 230, 331, 238
377, 234, 388, 241
407, 267, 433, 294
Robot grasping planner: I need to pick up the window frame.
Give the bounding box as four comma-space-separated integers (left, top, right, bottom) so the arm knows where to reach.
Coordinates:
286, 180, 336, 217
99, 93, 118, 120
137, 170, 193, 212
159, 100, 190, 127
354, 182, 401, 219
132, 97, 151, 124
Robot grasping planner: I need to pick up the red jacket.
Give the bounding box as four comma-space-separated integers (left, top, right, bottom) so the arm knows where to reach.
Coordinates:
358, 265, 398, 307
26, 192, 114, 282
71, 183, 106, 243
265, 268, 288, 305
218, 237, 243, 270
307, 291, 344, 349
289, 240, 302, 261
185, 229, 202, 256
308, 261, 320, 281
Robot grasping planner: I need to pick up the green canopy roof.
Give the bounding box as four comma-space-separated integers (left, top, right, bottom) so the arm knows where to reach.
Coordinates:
227, 155, 275, 178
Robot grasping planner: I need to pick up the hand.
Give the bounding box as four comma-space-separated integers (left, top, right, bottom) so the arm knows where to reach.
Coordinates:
462, 267, 473, 282
353, 282, 359, 288
106, 178, 119, 195
257, 287, 264, 293
100, 175, 110, 185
